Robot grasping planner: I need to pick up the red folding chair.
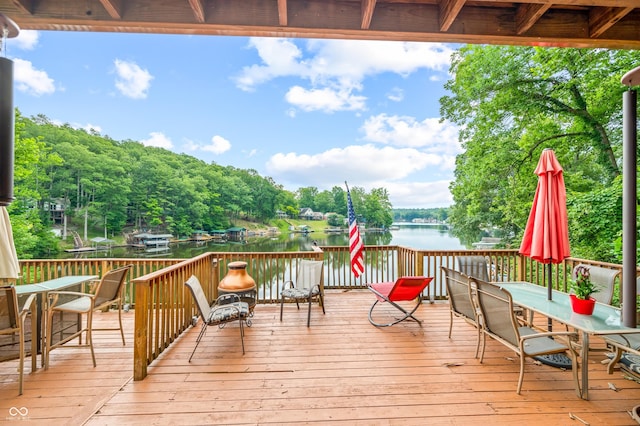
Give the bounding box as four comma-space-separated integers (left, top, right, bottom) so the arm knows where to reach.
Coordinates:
367, 276, 433, 327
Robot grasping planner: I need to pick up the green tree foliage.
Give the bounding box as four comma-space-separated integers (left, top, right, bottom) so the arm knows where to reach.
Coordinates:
440, 46, 640, 261
10, 111, 64, 258
11, 112, 298, 250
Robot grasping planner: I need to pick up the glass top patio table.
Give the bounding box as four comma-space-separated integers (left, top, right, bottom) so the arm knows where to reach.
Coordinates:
500, 281, 640, 399
15, 275, 99, 295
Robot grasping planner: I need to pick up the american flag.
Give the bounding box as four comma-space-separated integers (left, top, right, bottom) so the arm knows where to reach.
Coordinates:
346, 185, 364, 278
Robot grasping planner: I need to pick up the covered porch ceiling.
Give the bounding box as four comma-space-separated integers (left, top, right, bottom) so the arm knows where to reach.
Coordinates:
0, 0, 638, 50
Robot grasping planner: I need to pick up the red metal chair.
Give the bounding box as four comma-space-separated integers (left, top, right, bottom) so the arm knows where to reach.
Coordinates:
367, 276, 433, 327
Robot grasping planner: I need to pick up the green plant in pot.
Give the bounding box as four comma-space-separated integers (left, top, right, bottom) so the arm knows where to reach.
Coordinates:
569, 265, 597, 315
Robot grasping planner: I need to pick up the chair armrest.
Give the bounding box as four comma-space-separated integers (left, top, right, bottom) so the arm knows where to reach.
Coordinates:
520, 330, 578, 340
19, 293, 37, 320
520, 330, 579, 348
48, 290, 94, 309
282, 280, 295, 289
306, 284, 320, 296
87, 279, 101, 294
214, 293, 241, 305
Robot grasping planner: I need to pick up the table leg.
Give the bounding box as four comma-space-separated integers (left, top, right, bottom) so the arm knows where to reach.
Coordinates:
581, 332, 590, 400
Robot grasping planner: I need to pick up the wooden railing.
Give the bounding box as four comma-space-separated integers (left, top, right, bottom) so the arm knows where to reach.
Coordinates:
17, 258, 184, 308
16, 248, 627, 381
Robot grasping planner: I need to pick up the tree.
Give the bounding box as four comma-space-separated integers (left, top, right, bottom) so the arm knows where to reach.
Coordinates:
297, 187, 318, 210
11, 111, 63, 257
364, 188, 393, 228
440, 45, 640, 257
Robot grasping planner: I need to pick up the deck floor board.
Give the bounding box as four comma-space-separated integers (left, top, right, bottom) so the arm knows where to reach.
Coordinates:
1, 290, 639, 425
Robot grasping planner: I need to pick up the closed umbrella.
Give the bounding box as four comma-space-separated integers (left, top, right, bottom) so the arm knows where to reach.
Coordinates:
520, 148, 570, 295
0, 206, 19, 282
519, 148, 571, 368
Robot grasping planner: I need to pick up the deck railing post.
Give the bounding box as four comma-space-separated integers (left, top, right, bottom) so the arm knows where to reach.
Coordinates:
133, 277, 150, 381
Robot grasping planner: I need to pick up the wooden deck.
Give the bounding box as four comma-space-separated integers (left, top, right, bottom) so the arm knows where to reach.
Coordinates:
2, 290, 640, 425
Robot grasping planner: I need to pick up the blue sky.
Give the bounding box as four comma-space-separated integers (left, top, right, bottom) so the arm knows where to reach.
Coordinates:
8, 30, 461, 209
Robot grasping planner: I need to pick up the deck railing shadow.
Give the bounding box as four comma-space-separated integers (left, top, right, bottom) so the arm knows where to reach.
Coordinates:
16, 247, 624, 380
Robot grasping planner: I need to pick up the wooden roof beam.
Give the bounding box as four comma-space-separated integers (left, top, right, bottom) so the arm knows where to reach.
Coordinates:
10, 0, 31, 15
439, 0, 465, 32
515, 3, 551, 35
589, 7, 634, 38
188, 0, 205, 23
361, 0, 376, 30
98, 0, 123, 20
278, 0, 287, 26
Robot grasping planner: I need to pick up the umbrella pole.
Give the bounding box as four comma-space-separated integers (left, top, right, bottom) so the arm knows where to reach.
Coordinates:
536, 260, 572, 369
547, 262, 553, 331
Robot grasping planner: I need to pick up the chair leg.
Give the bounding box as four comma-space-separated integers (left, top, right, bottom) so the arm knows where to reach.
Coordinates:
607, 347, 623, 374
517, 354, 526, 394
45, 306, 54, 370
117, 303, 125, 346
479, 333, 487, 363
239, 318, 245, 355
86, 312, 96, 367
280, 296, 284, 322
18, 326, 25, 395
189, 323, 208, 362
319, 292, 325, 314
307, 297, 312, 327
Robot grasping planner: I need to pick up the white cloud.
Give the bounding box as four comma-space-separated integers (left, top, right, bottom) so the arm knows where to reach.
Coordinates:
13, 30, 39, 51
202, 135, 231, 154
266, 144, 440, 184
80, 123, 102, 134
183, 135, 232, 155
13, 58, 55, 96
265, 144, 453, 208
361, 114, 460, 154
113, 59, 153, 99
234, 38, 305, 91
384, 180, 454, 208
285, 86, 366, 112
141, 132, 173, 149
387, 88, 404, 102
265, 112, 461, 208
304, 39, 453, 81
235, 38, 454, 113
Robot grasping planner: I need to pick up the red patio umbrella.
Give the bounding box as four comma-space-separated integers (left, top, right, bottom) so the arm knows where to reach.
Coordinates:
520, 148, 570, 298
520, 148, 570, 270
519, 149, 571, 367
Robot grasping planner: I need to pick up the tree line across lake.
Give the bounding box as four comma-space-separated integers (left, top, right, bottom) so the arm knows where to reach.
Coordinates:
9, 112, 398, 259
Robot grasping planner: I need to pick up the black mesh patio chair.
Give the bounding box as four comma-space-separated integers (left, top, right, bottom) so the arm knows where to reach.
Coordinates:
186, 275, 250, 361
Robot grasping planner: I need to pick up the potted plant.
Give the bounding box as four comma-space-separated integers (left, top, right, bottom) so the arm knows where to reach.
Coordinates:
569, 265, 597, 315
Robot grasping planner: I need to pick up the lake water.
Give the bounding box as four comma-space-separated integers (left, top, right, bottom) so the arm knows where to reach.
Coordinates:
62, 223, 465, 259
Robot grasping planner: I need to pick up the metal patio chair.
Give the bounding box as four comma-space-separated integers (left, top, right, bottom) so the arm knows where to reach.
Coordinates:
0, 286, 36, 395
442, 267, 482, 357
280, 259, 325, 327
45, 265, 131, 369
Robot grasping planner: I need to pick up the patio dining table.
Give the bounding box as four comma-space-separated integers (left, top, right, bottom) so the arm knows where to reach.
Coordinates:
500, 281, 640, 400
15, 275, 99, 366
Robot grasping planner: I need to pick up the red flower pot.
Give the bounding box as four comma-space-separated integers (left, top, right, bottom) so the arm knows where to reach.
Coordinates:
570, 294, 596, 315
